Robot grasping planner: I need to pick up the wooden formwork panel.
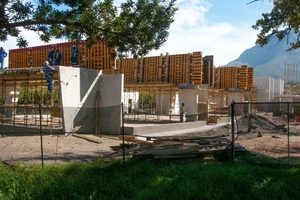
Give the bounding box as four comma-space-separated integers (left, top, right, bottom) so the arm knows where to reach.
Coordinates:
159, 55, 168, 83
219, 67, 238, 89
189, 52, 203, 85
214, 67, 220, 88
237, 65, 248, 90
8, 40, 115, 71
135, 58, 143, 83
247, 67, 254, 90
169, 54, 189, 84
143, 56, 159, 83
118, 58, 135, 84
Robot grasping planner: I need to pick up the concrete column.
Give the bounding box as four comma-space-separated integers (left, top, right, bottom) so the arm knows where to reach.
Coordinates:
178, 88, 198, 122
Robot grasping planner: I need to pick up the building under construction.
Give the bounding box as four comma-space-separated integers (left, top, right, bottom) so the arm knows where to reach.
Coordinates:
0, 40, 256, 134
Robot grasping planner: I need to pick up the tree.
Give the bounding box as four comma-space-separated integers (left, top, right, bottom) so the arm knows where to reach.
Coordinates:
0, 0, 177, 58
251, 0, 300, 51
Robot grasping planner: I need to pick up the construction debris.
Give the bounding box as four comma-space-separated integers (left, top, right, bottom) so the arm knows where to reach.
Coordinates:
102, 134, 233, 161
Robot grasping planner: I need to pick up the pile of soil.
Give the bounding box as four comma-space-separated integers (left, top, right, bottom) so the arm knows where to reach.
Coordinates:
236, 113, 278, 132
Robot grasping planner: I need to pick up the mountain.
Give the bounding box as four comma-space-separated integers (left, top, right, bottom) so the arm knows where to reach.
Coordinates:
224, 33, 300, 81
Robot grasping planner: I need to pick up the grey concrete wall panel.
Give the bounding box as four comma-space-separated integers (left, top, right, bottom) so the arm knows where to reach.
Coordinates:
59, 67, 123, 134
98, 74, 123, 134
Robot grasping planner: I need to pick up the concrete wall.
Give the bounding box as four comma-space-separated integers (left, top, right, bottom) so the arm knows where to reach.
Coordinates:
274, 79, 284, 95
254, 77, 274, 102
254, 76, 276, 112
273, 95, 300, 115
227, 89, 244, 115
59, 67, 123, 134
178, 87, 198, 121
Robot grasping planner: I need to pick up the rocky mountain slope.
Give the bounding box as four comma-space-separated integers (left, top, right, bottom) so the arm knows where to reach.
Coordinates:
224, 32, 300, 81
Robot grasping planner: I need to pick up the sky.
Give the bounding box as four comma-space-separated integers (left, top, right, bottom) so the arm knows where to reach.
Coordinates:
1, 0, 274, 68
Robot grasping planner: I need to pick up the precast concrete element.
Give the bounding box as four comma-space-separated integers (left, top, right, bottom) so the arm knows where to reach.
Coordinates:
178, 84, 199, 121
59, 66, 123, 134
227, 88, 245, 116
124, 121, 207, 135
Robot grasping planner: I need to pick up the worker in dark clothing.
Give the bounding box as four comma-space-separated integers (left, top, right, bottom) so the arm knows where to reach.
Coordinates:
71, 45, 78, 66
180, 103, 186, 122
43, 61, 56, 92
55, 49, 62, 65
48, 48, 56, 66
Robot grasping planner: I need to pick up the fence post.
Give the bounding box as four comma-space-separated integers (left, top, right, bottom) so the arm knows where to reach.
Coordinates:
231, 101, 235, 161
287, 102, 290, 161
122, 103, 125, 163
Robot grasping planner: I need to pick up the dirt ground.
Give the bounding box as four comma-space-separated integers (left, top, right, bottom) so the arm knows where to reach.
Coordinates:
0, 133, 124, 165
1, 113, 300, 165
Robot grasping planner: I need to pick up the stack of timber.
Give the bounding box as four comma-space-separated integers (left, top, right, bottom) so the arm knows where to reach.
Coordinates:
104, 134, 232, 160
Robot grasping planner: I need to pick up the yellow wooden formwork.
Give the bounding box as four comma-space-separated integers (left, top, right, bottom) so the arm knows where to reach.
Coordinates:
237, 65, 248, 90
214, 67, 220, 88
143, 56, 160, 84
9, 40, 115, 71
247, 67, 254, 90
189, 51, 203, 85
169, 54, 187, 84
118, 58, 135, 84
160, 55, 168, 83
134, 58, 143, 84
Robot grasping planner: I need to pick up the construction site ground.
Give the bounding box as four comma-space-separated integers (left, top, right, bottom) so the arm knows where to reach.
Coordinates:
1, 113, 300, 165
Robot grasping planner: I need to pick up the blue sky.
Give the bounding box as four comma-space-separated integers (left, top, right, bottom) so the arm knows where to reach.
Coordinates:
2, 0, 274, 68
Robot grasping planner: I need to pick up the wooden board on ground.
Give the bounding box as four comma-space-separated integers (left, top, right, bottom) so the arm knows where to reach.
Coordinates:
72, 134, 102, 143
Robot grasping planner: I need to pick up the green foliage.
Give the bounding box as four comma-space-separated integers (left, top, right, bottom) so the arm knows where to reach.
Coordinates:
17, 87, 60, 105
0, 96, 4, 105
0, 0, 177, 58
139, 91, 156, 109
0, 158, 300, 199
252, 0, 300, 51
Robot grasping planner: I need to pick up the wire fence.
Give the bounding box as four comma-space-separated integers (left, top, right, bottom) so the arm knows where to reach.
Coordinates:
231, 101, 300, 163
1, 101, 300, 166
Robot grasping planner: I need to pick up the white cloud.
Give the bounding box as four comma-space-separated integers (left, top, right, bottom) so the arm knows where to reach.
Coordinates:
148, 0, 261, 66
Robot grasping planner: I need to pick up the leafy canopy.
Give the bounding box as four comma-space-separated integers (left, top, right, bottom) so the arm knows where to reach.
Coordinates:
252, 0, 300, 51
0, 0, 177, 58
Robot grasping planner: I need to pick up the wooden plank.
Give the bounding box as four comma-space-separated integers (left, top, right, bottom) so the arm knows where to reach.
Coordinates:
154, 154, 197, 159
72, 134, 102, 143
119, 135, 153, 144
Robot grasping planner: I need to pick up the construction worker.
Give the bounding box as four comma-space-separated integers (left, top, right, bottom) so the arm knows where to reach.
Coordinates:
55, 49, 62, 65
48, 48, 56, 66
0, 47, 7, 70
71, 45, 78, 66
43, 61, 56, 92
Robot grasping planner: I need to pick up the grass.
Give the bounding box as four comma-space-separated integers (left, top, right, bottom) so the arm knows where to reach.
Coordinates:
0, 156, 300, 200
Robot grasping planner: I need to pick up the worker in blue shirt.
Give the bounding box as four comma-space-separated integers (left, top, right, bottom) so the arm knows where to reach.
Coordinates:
48, 48, 56, 66
55, 49, 62, 65
71, 45, 78, 66
43, 61, 56, 92
0, 47, 8, 70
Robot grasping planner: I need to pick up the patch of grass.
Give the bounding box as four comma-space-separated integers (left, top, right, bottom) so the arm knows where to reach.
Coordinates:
0, 157, 300, 200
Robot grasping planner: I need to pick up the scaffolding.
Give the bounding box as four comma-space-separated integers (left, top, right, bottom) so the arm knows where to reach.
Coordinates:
0, 68, 62, 134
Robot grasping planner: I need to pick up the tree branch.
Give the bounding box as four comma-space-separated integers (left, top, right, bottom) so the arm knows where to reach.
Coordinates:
0, 19, 70, 29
